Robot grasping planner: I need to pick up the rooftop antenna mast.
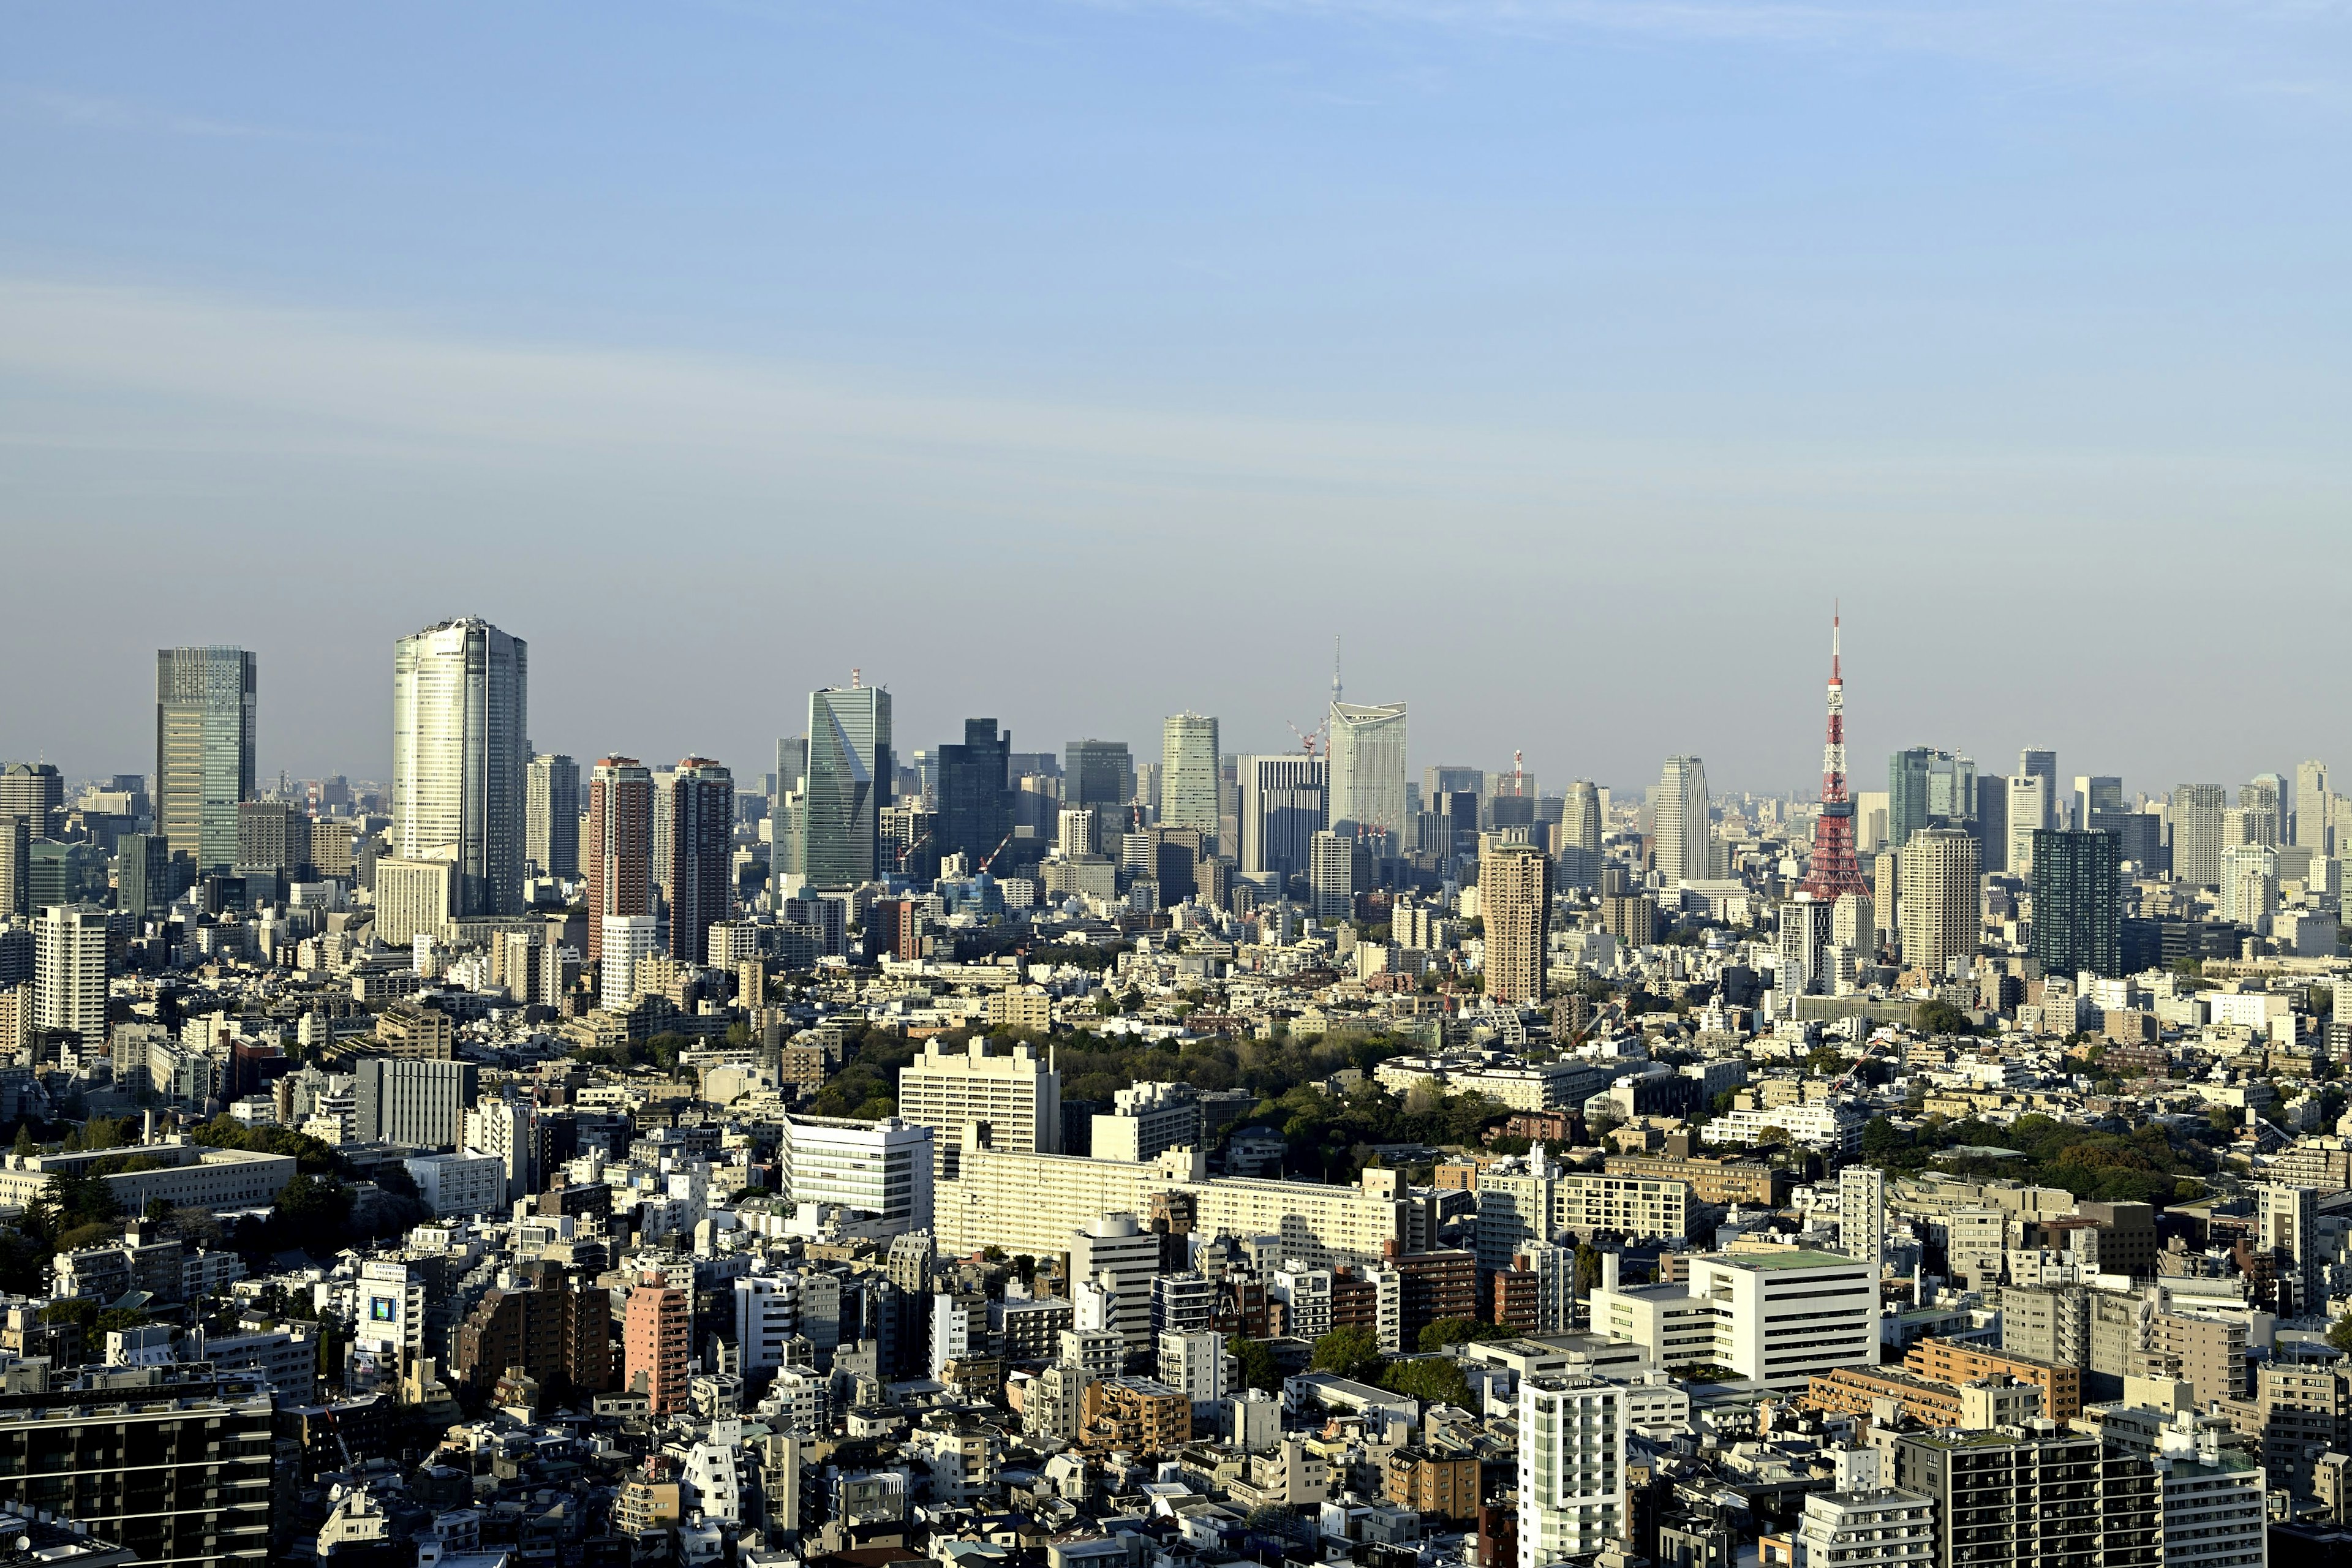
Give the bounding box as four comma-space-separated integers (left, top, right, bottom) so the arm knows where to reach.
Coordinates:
1332, 636, 1343, 707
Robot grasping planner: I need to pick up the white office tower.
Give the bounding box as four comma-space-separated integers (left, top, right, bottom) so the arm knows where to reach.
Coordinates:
2219, 844, 2278, 934
780, 1114, 934, 1235
1518, 1376, 1626, 1567
1777, 895, 1833, 1001
1161, 713, 1221, 839
1328, 701, 1408, 835
2006, 773, 2051, 876
2172, 783, 2227, 886
1653, 756, 1709, 886
1789, 1449, 1934, 1568
1069, 1212, 1163, 1353
2295, 760, 2331, 851
897, 1036, 1061, 1180
391, 617, 529, 916
733, 1274, 799, 1375
32, 904, 107, 1046
599, 914, 660, 1010
1838, 1166, 1886, 1281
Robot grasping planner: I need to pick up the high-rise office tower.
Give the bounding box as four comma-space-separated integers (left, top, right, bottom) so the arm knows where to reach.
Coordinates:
1799, 616, 1870, 899
526, 753, 580, 880
1554, 779, 1602, 890
1065, 739, 1134, 813
1480, 839, 1551, 1004
0, 815, 27, 917
2171, 784, 2227, 886
2220, 843, 2278, 932
2073, 775, 2124, 835
116, 832, 173, 921
1161, 714, 1220, 839
936, 719, 1013, 866
1652, 755, 1709, 886
2005, 774, 2051, 878
1327, 701, 1408, 835
33, 903, 107, 1044
1898, 827, 1978, 979
1239, 755, 1327, 882
1887, 747, 1977, 850
154, 646, 255, 872
666, 756, 733, 963
0, 764, 64, 846
391, 617, 528, 917
2018, 747, 2057, 794
586, 756, 654, 964
235, 799, 311, 879
2029, 828, 2120, 979
2294, 760, 2331, 851
802, 682, 893, 891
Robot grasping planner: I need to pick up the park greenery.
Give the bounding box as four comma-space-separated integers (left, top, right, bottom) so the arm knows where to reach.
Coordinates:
1858, 1110, 2209, 1207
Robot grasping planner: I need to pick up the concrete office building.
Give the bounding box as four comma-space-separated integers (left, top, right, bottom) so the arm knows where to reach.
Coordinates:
1161, 714, 1221, 840
586, 756, 654, 963
235, 799, 310, 879
374, 856, 456, 946
154, 645, 257, 873
599, 914, 660, 1011
779, 1114, 935, 1235
666, 756, 734, 963
1480, 839, 1551, 1004
1328, 701, 1408, 836
116, 831, 174, 921
525, 752, 579, 880
1070, 1211, 1164, 1353
354, 1055, 480, 1147
1517, 1376, 1627, 1567
1898, 826, 1978, 978
404, 1150, 508, 1216
391, 617, 528, 916
33, 903, 107, 1045
2173, 783, 2228, 886
1240, 755, 1327, 882
897, 1036, 1061, 1180
0, 764, 63, 843
1653, 755, 1709, 885
2005, 773, 2051, 877
1592, 1250, 1877, 1391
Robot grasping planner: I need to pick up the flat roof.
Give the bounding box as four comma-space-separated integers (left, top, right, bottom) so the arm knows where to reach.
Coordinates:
1708, 1249, 1868, 1272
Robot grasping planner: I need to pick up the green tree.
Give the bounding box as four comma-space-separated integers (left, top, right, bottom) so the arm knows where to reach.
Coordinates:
1417, 1316, 1507, 1351
2329, 1312, 2352, 1354
1228, 1334, 1283, 1393
1860, 1117, 1907, 1158
1913, 1000, 1974, 1036
1311, 1325, 1385, 1383
1380, 1357, 1473, 1408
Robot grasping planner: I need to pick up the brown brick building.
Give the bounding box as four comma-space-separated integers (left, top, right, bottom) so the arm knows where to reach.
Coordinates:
1904, 1338, 2081, 1422
454, 1268, 613, 1398
1386, 1447, 1482, 1519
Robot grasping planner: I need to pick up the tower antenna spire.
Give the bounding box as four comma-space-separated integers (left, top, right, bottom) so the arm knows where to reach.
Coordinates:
1799, 606, 1869, 899
1332, 636, 1343, 706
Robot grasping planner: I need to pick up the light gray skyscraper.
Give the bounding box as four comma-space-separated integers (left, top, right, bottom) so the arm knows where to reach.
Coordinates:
1898, 827, 1979, 978
391, 617, 529, 917
34, 903, 107, 1045
155, 646, 257, 873
2294, 760, 2331, 851
1652, 756, 1709, 885
802, 682, 892, 891
525, 753, 579, 880
2171, 783, 2226, 886
1327, 701, 1408, 836
1240, 754, 1327, 883
2005, 774, 2051, 878
1161, 714, 1220, 840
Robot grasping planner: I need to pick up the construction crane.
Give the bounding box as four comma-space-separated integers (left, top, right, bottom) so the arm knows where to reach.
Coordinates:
1286, 719, 1324, 758
974, 830, 1014, 873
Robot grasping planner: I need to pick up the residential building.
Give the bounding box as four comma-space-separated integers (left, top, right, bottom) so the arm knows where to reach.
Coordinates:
235, 799, 309, 879
1898, 826, 1978, 978
2032, 827, 2122, 978
897, 1035, 1060, 1180
373, 855, 455, 946
586, 756, 654, 964
2173, 784, 2228, 886
1310, 829, 1356, 921
390, 616, 529, 917
1069, 1212, 1164, 1354
1518, 1376, 1626, 1565
1784, 1449, 1933, 1568
524, 752, 579, 880
1904, 1338, 2082, 1421
32, 903, 107, 1044
624, 1274, 692, 1413
666, 755, 733, 963
1893, 1425, 2159, 1568
1654, 756, 1709, 884
1387, 1447, 1481, 1520
1481, 839, 1551, 1004
154, 645, 257, 873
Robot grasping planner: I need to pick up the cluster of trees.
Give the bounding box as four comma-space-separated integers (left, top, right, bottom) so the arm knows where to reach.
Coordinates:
1303, 1323, 1483, 1408
188, 1116, 344, 1175
1858, 1110, 2207, 1207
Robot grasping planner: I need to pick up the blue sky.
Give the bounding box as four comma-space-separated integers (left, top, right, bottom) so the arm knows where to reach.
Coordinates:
3, 2, 2348, 797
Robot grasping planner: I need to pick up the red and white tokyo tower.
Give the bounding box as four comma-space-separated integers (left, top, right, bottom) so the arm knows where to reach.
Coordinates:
1799, 611, 1871, 899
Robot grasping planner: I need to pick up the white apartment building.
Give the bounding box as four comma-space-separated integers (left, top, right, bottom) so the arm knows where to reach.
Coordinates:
1158, 1329, 1228, 1414
1787, 1449, 1934, 1568
32, 903, 107, 1046
1518, 1376, 1626, 1567
403, 1150, 506, 1217
1069, 1212, 1164, 1353
1703, 1102, 1865, 1155
734, 1274, 799, 1376
897, 1036, 1060, 1180
1091, 1082, 1202, 1163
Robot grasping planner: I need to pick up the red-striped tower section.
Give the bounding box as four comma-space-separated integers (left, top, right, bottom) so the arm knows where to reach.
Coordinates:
1800, 613, 1871, 899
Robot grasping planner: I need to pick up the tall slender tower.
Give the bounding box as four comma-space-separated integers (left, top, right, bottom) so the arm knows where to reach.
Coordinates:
1800, 614, 1870, 899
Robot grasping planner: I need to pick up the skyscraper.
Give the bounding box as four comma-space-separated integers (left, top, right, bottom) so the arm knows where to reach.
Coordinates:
2005, 774, 2051, 878
1652, 755, 1709, 885
154, 646, 256, 873
2220, 843, 2277, 932
802, 682, 892, 890
2029, 829, 2120, 979
1327, 701, 1408, 835
2294, 759, 2331, 851
1161, 713, 1220, 839
936, 719, 1013, 865
116, 831, 174, 921
2171, 783, 2226, 886
1480, 839, 1551, 1004
1888, 747, 1976, 850
1065, 739, 1134, 813
1239, 754, 1327, 882
1898, 826, 1978, 979
1308, 830, 1355, 920
666, 756, 734, 963
33, 903, 107, 1044
586, 756, 654, 964
0, 815, 28, 917
391, 617, 529, 916
526, 753, 580, 880
1554, 779, 1601, 891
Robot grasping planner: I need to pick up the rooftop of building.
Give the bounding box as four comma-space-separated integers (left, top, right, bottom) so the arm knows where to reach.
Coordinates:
1704, 1248, 1868, 1272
